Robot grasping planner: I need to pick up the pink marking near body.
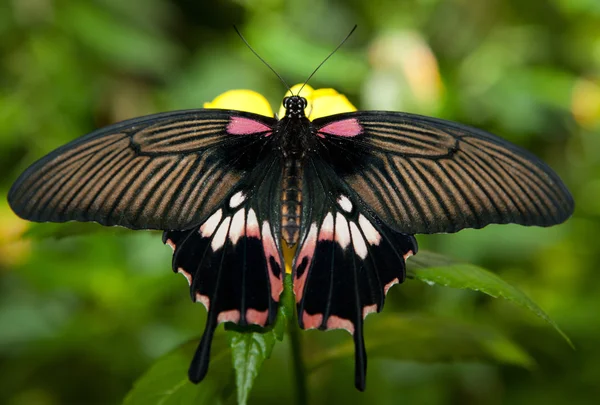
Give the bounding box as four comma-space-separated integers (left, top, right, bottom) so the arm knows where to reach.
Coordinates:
294, 223, 318, 303
362, 304, 378, 319
403, 250, 414, 261
227, 117, 272, 136
384, 278, 399, 295
302, 311, 323, 330
177, 268, 192, 286
246, 309, 269, 326
326, 315, 355, 334
318, 118, 362, 138
318, 213, 334, 241
195, 293, 210, 310
200, 209, 222, 237
246, 209, 260, 238
358, 214, 381, 245
262, 222, 284, 302
217, 310, 241, 324
166, 239, 176, 251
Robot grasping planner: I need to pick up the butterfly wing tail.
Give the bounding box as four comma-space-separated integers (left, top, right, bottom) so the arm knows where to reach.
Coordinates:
294, 159, 417, 390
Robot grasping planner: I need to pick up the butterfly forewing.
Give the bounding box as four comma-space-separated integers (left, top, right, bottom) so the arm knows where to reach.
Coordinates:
312, 111, 574, 234
8, 109, 277, 230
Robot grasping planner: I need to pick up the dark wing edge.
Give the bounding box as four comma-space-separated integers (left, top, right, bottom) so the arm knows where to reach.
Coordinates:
8, 109, 277, 231
163, 157, 284, 383
312, 111, 574, 234
293, 159, 417, 390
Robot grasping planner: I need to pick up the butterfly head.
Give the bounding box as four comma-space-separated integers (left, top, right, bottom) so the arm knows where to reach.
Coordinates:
283, 96, 308, 118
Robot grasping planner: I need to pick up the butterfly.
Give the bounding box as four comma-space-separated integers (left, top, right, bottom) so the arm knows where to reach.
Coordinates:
7, 86, 574, 390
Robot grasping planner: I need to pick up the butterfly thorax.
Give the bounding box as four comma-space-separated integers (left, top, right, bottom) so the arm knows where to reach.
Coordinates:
278, 96, 311, 247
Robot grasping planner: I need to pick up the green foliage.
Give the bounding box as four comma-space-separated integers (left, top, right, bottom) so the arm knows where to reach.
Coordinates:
408, 251, 572, 346
124, 340, 233, 405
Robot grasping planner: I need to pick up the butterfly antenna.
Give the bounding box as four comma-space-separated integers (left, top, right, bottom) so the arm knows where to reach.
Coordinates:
298, 25, 357, 95
234, 25, 292, 93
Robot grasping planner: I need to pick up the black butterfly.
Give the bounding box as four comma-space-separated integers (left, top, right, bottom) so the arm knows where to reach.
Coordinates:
8, 93, 574, 390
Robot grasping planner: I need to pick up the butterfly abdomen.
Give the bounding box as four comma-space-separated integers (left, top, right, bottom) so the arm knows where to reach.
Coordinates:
281, 159, 303, 247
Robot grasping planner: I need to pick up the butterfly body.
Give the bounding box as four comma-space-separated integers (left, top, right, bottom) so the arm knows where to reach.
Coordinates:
281, 158, 303, 246
8, 90, 574, 391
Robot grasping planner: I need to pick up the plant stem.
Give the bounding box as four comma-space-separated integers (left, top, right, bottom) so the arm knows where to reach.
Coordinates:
284, 276, 307, 405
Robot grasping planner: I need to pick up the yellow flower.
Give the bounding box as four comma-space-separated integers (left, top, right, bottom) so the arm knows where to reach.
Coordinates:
205, 85, 357, 273
205, 84, 357, 120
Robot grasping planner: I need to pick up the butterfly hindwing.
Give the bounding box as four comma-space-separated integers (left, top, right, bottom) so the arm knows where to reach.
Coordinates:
293, 159, 417, 391
163, 156, 284, 383
311, 111, 574, 234
8, 109, 277, 231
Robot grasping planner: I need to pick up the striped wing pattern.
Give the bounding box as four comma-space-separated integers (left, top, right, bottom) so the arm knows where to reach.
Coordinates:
312, 111, 574, 234
8, 109, 277, 230
293, 159, 417, 390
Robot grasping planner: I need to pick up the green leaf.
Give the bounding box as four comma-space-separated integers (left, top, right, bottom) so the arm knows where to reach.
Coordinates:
226, 276, 294, 405
308, 314, 534, 372
407, 250, 573, 347
227, 331, 276, 405
123, 338, 234, 405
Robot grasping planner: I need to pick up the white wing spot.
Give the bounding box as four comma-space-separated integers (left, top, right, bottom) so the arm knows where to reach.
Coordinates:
319, 212, 334, 241
358, 214, 381, 245
200, 209, 222, 237
335, 213, 351, 249
350, 221, 368, 259
337, 195, 353, 213
229, 208, 246, 245
211, 216, 231, 251
229, 191, 246, 208
246, 208, 260, 238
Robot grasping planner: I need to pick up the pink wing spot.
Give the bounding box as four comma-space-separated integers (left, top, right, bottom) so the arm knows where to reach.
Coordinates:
165, 239, 176, 251
362, 304, 378, 319
384, 278, 399, 295
403, 250, 414, 261
246, 209, 260, 238
326, 315, 355, 334
294, 223, 318, 303
318, 214, 334, 241
262, 222, 284, 302
318, 119, 362, 137
229, 208, 246, 245
227, 117, 272, 136
217, 310, 241, 324
302, 311, 323, 330
246, 309, 269, 326
195, 293, 210, 311
177, 268, 192, 286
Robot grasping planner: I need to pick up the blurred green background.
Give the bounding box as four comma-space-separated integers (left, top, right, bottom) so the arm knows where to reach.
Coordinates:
1, 0, 599, 404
